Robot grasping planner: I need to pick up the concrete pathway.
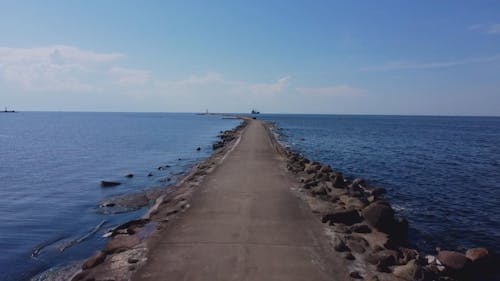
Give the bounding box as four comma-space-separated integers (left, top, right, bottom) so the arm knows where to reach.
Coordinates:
134, 120, 349, 281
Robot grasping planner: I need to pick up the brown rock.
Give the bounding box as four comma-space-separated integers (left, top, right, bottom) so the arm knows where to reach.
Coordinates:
322, 209, 363, 226
319, 165, 332, 173
398, 247, 419, 265
465, 247, 489, 263
437, 250, 471, 271
362, 202, 395, 233
344, 252, 355, 260
392, 259, 418, 281
350, 224, 372, 233
82, 251, 106, 269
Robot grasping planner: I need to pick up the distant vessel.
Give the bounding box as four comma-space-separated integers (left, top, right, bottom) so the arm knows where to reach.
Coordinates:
251, 109, 260, 114
2, 107, 16, 113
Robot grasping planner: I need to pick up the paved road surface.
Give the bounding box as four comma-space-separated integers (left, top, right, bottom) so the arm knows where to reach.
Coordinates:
134, 120, 349, 281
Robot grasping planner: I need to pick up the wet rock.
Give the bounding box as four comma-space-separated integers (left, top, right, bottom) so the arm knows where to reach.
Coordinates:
362, 202, 395, 233
465, 247, 489, 263
392, 259, 418, 281
82, 251, 106, 269
436, 250, 470, 271
125, 174, 134, 178
367, 249, 398, 268
101, 181, 121, 187
322, 209, 363, 226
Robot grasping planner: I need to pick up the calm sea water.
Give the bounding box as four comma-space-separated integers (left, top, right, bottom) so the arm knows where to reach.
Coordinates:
261, 114, 500, 255
0, 112, 240, 281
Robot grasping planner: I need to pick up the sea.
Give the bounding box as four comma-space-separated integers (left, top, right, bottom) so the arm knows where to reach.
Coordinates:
1, 113, 499, 280
260, 114, 500, 256
0, 112, 241, 281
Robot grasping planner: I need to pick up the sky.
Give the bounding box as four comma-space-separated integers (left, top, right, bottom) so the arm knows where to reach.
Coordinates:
0, 0, 499, 115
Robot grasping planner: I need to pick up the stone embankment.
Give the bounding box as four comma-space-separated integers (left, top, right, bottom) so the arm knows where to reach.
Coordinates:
71, 120, 248, 281
276, 122, 494, 281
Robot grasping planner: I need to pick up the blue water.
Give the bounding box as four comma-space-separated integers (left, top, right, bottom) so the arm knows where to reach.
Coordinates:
0, 112, 240, 281
261, 114, 500, 255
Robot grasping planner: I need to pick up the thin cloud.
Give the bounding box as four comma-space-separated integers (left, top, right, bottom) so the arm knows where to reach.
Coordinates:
361, 55, 500, 71
109, 67, 150, 86
468, 23, 500, 34
0, 45, 138, 91
296, 85, 365, 96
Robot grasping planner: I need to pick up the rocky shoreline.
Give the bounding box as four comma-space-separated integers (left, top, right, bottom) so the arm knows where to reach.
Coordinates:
264, 122, 496, 281
68, 119, 248, 281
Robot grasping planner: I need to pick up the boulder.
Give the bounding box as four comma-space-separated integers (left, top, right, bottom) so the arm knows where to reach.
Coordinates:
350, 223, 372, 233
332, 173, 346, 188
392, 259, 418, 281
322, 209, 363, 226
319, 165, 332, 174
436, 250, 470, 271
465, 247, 489, 263
304, 163, 320, 174
398, 247, 419, 265
340, 195, 366, 210
82, 251, 106, 269
362, 202, 395, 233
100, 180, 121, 187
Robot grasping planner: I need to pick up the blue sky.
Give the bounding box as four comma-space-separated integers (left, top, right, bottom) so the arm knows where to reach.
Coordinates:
0, 0, 499, 115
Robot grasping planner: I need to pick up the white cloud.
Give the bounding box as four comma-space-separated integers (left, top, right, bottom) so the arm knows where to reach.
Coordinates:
467, 23, 500, 34
361, 55, 500, 71
0, 45, 127, 91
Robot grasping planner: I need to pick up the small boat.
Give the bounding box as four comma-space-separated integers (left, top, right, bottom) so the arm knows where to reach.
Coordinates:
251, 109, 260, 114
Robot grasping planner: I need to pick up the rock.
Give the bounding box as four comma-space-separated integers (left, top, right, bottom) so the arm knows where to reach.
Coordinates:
398, 247, 419, 265
340, 195, 366, 210
322, 209, 363, 226
147, 172, 153, 177
100, 180, 121, 187
436, 250, 471, 271
82, 251, 106, 269
196, 147, 201, 151
362, 202, 395, 233
125, 173, 134, 178
349, 271, 363, 279
350, 224, 372, 233
332, 173, 346, 188
465, 247, 489, 263
348, 240, 366, 254
344, 252, 355, 260
104, 235, 140, 254
333, 237, 350, 252
304, 163, 320, 174
392, 260, 418, 281
311, 185, 327, 196
367, 249, 398, 267
319, 165, 332, 173
128, 257, 139, 264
